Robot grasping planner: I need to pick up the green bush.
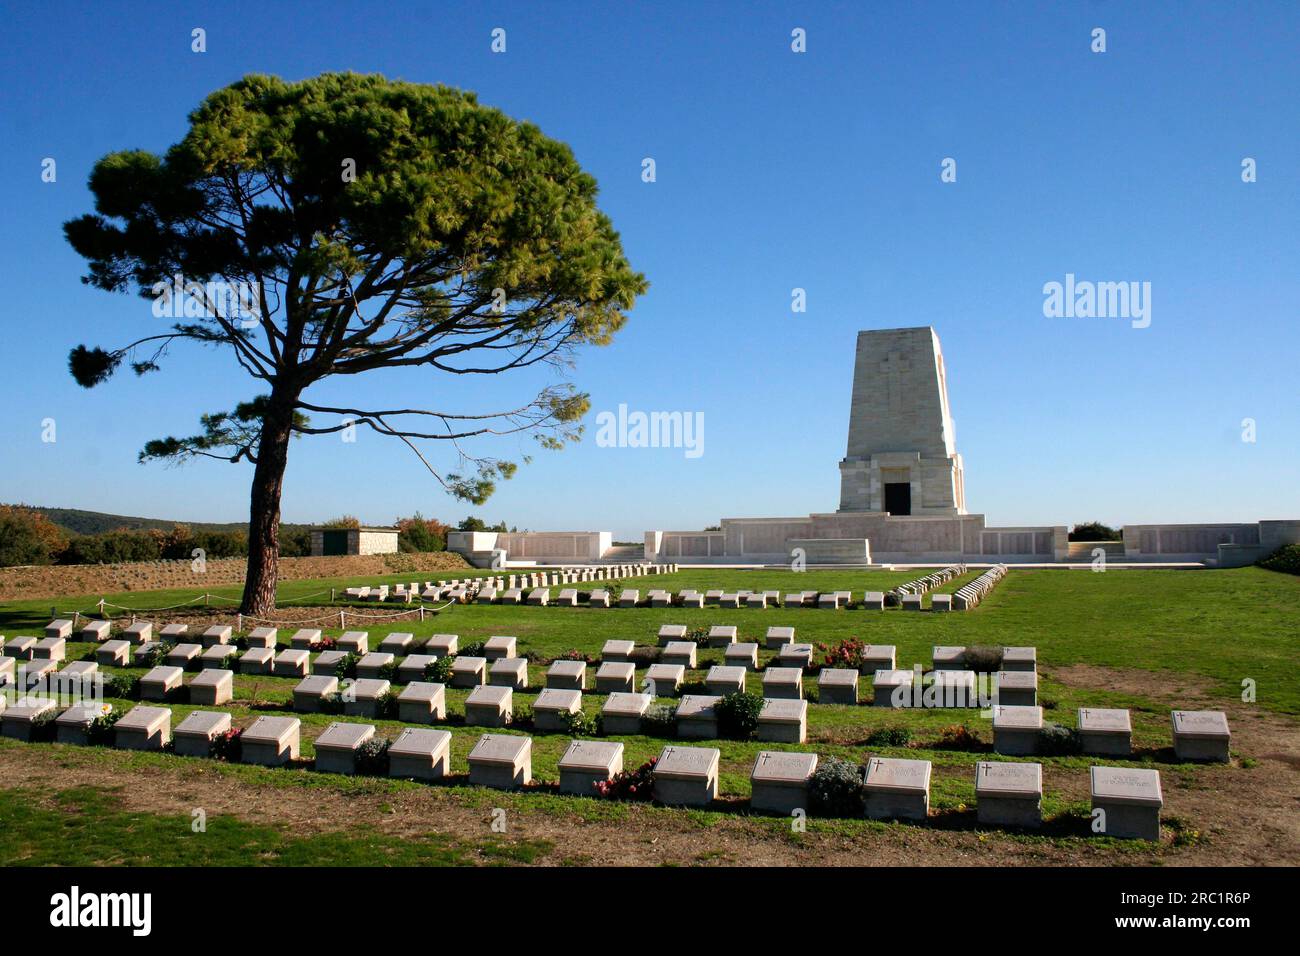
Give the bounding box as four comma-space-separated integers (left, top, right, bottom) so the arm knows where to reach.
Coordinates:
104, 673, 140, 699
136, 645, 166, 668
30, 710, 58, 743
1258, 544, 1300, 576
961, 646, 1003, 672
714, 691, 764, 740
933, 724, 982, 751
334, 652, 360, 680
560, 709, 599, 736
1038, 722, 1082, 755
641, 702, 677, 737
807, 756, 864, 817
458, 641, 487, 659
375, 691, 399, 720
85, 709, 121, 746
1069, 521, 1122, 542
424, 657, 454, 683
319, 692, 345, 715
864, 726, 911, 747
355, 737, 390, 776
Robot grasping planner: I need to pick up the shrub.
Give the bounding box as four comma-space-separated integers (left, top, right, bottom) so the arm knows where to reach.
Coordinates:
818, 638, 867, 670
30, 710, 58, 743
377, 659, 399, 682
85, 708, 121, 746
593, 757, 656, 800
212, 648, 239, 669
1069, 521, 1122, 542
458, 641, 487, 659
136, 644, 166, 668
375, 690, 399, 720
807, 756, 864, 817
1258, 544, 1300, 576
210, 727, 243, 761
864, 726, 911, 747
1038, 722, 1082, 755
628, 646, 659, 667
334, 652, 360, 680
961, 645, 1003, 673
560, 709, 599, 736
396, 512, 450, 553
424, 657, 454, 683
319, 692, 345, 715
714, 691, 764, 740
685, 627, 711, 645
104, 673, 140, 699
933, 724, 982, 751
309, 636, 337, 652
355, 737, 390, 776
557, 648, 596, 664
641, 702, 677, 737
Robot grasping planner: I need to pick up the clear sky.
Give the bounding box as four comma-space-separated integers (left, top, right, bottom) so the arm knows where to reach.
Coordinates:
1, 0, 1296, 538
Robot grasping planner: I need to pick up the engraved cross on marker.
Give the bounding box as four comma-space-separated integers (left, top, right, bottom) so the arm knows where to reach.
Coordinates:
878, 351, 911, 413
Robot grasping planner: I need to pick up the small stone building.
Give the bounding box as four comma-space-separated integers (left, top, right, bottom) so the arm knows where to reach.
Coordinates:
310, 527, 399, 557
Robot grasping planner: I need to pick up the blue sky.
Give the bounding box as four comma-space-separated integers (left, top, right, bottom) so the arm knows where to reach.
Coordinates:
1, 0, 1296, 538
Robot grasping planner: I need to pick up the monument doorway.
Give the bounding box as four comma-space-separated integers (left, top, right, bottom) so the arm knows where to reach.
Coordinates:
884, 482, 912, 516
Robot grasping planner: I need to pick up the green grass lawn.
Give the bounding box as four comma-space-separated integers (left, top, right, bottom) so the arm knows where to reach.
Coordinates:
1, 564, 1295, 865
5, 565, 1291, 710
0, 784, 551, 866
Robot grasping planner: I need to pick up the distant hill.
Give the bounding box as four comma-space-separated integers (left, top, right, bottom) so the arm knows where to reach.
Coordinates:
7, 505, 313, 537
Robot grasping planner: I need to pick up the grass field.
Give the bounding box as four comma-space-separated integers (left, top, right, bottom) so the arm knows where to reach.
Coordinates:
1, 565, 1297, 866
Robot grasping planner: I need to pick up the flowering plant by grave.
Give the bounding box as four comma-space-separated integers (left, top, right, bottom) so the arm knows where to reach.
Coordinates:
817, 638, 868, 671
85, 709, 121, 746
593, 757, 656, 801
309, 636, 337, 652
685, 627, 711, 645
210, 726, 243, 761
560, 708, 599, 736
807, 756, 865, 817
30, 709, 58, 743
354, 737, 390, 776
557, 649, 596, 664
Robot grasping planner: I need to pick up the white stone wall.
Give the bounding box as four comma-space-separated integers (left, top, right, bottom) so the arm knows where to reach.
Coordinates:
356, 530, 399, 555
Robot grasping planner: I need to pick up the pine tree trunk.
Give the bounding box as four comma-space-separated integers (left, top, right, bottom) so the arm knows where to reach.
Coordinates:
240, 389, 299, 615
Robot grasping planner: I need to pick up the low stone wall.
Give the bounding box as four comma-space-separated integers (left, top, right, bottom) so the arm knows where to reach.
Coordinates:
0, 551, 471, 601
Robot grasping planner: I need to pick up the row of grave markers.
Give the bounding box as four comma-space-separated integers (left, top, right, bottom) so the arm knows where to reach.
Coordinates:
342, 564, 679, 603
0, 693, 1190, 840
4, 619, 1233, 770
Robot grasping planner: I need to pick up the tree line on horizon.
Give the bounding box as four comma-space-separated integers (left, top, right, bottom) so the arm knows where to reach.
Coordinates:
0, 506, 516, 568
